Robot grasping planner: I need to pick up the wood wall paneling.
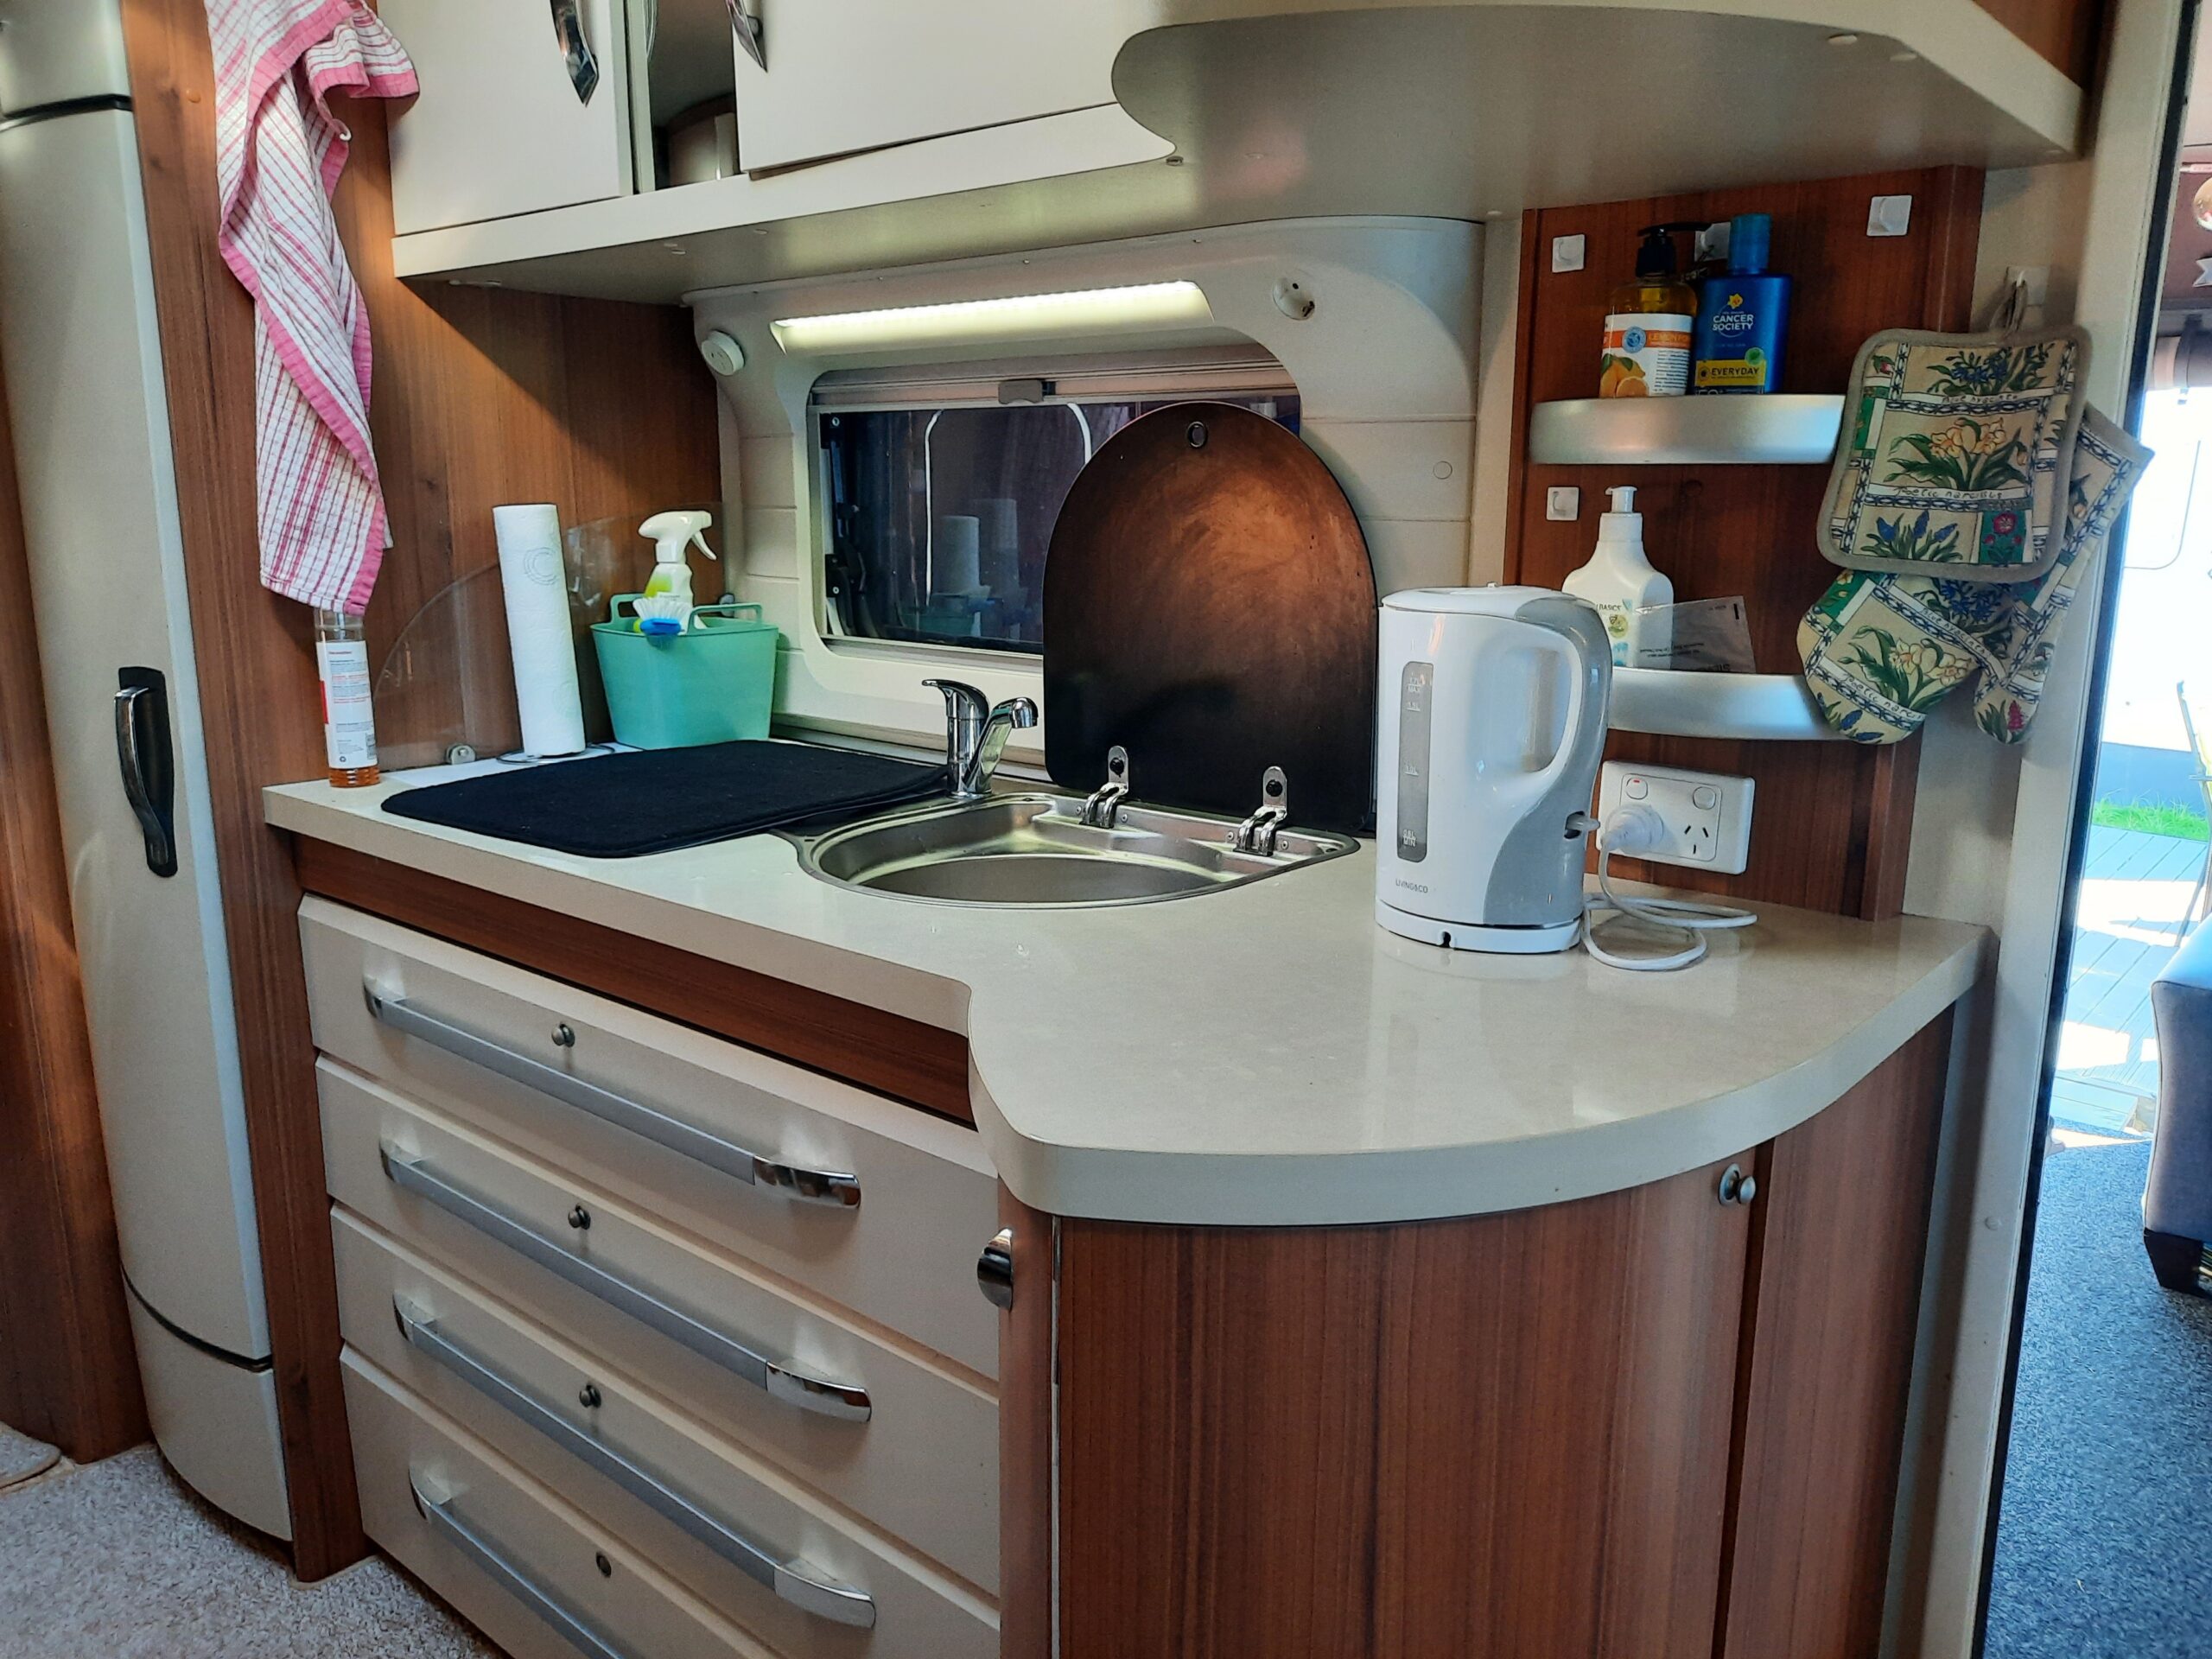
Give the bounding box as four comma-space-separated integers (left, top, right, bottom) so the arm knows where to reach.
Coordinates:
1055, 1157, 1754, 1659
1717, 1011, 1957, 1658
1506, 166, 1983, 918
291, 839, 974, 1122
119, 0, 720, 1573
335, 98, 721, 770
0, 352, 148, 1460
997, 1185, 1054, 1659
1972, 0, 2108, 84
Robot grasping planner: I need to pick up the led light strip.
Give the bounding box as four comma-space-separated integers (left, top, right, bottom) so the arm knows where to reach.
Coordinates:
771, 282, 1212, 354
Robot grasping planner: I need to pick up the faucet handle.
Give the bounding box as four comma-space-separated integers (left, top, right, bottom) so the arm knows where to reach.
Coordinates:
924, 678, 988, 725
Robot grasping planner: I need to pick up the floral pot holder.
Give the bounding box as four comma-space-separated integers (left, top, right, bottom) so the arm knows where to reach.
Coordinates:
1820, 325, 2089, 583
1799, 407, 2150, 746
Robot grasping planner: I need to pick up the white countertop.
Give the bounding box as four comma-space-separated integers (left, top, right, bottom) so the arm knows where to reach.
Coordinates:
265, 770, 1986, 1227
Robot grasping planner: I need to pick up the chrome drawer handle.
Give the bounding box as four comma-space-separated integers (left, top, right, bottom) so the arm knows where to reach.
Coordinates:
410, 1471, 633, 1659
399, 1300, 876, 1629
364, 984, 861, 1210
378, 1144, 871, 1422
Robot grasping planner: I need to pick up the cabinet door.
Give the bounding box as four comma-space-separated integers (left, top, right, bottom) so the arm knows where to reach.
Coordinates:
381, 0, 632, 235
1053, 1158, 1756, 1659
1719, 1014, 1955, 1659
732, 1, 1127, 174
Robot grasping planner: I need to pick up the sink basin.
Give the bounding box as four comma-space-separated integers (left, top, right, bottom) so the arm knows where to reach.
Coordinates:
793, 792, 1357, 908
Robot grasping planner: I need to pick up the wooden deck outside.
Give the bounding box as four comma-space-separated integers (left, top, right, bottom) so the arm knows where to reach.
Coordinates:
2051, 825, 2209, 1136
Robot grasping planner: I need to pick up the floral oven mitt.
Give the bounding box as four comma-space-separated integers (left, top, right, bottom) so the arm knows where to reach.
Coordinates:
1799, 407, 2151, 745
1821, 326, 2088, 582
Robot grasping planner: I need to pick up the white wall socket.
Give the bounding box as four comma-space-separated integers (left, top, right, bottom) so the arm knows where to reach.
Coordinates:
1597, 762, 1755, 875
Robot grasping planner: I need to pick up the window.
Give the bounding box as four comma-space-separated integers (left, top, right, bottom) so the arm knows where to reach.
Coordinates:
813, 353, 1299, 654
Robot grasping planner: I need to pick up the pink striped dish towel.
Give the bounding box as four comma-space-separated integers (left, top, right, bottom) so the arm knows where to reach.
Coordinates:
206, 0, 416, 613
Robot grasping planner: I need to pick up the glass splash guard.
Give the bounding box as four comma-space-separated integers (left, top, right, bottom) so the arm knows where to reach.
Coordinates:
371, 504, 728, 772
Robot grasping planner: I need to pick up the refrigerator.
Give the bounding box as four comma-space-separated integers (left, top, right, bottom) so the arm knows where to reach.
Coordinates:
0, 0, 289, 1538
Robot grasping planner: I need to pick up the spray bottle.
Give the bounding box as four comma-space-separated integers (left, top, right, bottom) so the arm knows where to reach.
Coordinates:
636, 510, 717, 635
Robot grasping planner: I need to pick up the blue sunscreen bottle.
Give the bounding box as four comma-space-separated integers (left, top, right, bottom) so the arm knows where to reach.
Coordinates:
1693, 213, 1790, 394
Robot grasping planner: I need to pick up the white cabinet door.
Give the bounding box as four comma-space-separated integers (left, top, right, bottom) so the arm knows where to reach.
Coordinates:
381, 0, 633, 235
734, 0, 1128, 173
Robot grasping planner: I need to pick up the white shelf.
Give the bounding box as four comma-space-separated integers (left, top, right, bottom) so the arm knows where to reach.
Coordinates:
1529, 396, 1845, 467
1609, 669, 1844, 742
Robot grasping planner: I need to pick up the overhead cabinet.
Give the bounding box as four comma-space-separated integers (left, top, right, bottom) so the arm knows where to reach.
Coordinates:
728, 1, 1126, 172
378, 0, 2098, 303
378, 0, 1127, 236
378, 0, 639, 235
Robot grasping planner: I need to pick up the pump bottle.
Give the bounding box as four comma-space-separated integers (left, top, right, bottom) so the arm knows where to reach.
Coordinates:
1562, 487, 1672, 668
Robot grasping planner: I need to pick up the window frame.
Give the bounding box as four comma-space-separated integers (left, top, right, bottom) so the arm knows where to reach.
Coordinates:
803, 347, 1300, 660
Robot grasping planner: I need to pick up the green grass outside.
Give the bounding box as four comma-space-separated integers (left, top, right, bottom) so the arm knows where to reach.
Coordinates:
2093, 798, 2211, 842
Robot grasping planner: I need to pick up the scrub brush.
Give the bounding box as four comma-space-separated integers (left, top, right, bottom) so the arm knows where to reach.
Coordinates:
632, 594, 690, 637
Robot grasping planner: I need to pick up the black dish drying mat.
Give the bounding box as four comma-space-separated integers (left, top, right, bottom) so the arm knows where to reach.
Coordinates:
383, 741, 950, 858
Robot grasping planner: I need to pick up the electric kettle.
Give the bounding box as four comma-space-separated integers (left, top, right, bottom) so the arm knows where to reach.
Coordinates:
1375, 587, 1612, 952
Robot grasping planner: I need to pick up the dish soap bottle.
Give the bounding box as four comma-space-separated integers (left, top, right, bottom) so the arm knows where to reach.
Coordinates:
1693, 213, 1791, 394
1600, 223, 1699, 398
638, 509, 717, 634
1562, 486, 1672, 667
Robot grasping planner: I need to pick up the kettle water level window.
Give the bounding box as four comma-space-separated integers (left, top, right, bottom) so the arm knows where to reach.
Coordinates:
812, 354, 1298, 653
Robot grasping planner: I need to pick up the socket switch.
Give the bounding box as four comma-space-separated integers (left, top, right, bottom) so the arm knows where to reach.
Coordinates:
1597, 762, 1755, 874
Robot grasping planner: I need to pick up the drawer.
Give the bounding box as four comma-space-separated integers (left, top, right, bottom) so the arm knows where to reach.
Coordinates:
339, 1289, 995, 1659
323, 1066, 999, 1592
345, 1350, 775, 1659
333, 1205, 998, 1595
301, 898, 998, 1376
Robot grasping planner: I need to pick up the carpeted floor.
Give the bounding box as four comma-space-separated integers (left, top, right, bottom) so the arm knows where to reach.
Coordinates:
0, 1425, 57, 1491
1985, 1139, 2212, 1658
0, 1445, 495, 1657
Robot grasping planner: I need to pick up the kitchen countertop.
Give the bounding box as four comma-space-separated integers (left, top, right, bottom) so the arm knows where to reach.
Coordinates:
265, 770, 1986, 1227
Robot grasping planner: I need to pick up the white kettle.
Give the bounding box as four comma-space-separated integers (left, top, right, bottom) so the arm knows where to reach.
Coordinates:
1375, 587, 1612, 952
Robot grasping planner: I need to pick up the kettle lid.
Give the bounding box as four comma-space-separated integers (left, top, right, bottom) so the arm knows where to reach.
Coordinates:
1381, 584, 1574, 617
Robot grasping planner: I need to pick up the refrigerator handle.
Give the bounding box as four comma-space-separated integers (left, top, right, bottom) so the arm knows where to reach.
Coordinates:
113, 670, 178, 878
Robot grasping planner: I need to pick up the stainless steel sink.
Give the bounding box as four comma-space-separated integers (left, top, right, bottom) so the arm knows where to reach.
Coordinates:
792, 792, 1357, 908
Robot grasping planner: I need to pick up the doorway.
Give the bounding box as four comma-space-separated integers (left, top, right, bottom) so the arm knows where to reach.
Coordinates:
1981, 34, 2212, 1656
2048, 387, 2212, 1143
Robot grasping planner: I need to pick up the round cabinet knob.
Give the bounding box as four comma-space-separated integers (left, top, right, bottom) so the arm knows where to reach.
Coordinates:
1717, 1164, 1758, 1206
568, 1205, 592, 1231
552, 1023, 576, 1048
976, 1227, 1016, 1310
578, 1382, 602, 1410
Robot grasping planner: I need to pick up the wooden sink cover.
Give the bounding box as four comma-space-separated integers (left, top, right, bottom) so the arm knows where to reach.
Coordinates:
1042, 402, 1376, 833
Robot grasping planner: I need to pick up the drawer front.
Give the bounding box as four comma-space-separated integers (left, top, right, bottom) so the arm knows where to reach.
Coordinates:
339, 1260, 995, 1658
333, 1205, 999, 1595
301, 898, 998, 1376
323, 1065, 999, 1593
345, 1351, 773, 1659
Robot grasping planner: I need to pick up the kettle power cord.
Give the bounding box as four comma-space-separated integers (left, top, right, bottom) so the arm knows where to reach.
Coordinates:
1571, 807, 1757, 971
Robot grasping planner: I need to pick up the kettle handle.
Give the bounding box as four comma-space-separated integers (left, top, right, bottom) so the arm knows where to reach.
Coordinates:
1510, 597, 1613, 797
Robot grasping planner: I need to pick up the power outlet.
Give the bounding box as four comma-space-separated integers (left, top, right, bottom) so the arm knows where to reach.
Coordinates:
1597, 763, 1755, 874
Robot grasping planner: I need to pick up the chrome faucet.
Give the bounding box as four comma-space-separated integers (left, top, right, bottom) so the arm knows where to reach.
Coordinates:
925, 679, 1039, 799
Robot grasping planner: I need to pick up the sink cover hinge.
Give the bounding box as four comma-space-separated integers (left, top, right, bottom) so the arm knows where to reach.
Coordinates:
1081, 746, 1132, 830
1232, 766, 1290, 857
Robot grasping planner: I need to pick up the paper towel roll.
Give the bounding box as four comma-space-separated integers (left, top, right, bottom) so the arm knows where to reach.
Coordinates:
975, 497, 1020, 593
493, 504, 587, 758
933, 514, 982, 596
